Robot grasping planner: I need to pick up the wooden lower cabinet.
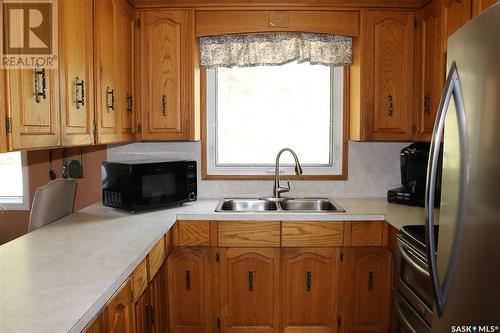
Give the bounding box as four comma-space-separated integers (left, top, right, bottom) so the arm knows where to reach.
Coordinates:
136, 263, 169, 333
218, 248, 280, 333
104, 279, 135, 333
167, 247, 213, 333
339, 247, 392, 333
281, 248, 341, 333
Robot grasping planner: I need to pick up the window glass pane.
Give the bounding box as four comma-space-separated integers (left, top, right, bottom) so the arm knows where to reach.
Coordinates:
0, 152, 23, 197
216, 62, 332, 166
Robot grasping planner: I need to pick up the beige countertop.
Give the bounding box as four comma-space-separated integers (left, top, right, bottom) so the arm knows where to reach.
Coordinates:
0, 198, 426, 333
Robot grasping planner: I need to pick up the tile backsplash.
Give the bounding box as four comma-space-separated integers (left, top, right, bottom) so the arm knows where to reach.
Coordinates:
107, 141, 410, 198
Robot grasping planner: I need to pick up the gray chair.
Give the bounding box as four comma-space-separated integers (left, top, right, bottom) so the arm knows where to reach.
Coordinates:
28, 178, 77, 232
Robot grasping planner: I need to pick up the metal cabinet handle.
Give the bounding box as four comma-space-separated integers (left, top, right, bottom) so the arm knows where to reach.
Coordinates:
145, 304, 154, 327
387, 95, 393, 116
397, 239, 430, 277
424, 93, 431, 115
368, 271, 374, 291
306, 271, 312, 292
425, 61, 468, 317
126, 94, 133, 114
162, 95, 167, 116
34, 68, 46, 103
106, 87, 115, 112
248, 270, 254, 292
185, 270, 191, 291
75, 77, 85, 109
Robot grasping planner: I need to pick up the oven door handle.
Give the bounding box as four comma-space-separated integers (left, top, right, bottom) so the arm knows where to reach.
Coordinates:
397, 239, 430, 277
393, 294, 419, 333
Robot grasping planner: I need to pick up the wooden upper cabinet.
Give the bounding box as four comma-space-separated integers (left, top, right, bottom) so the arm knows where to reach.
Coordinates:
5, 66, 60, 150
117, 0, 136, 142
281, 248, 341, 333
340, 247, 392, 333
94, 0, 119, 144
416, 0, 444, 141
363, 10, 415, 141
104, 279, 135, 333
167, 247, 212, 333
59, 0, 95, 147
139, 10, 200, 141
472, 0, 498, 16
442, 0, 471, 43
218, 248, 280, 333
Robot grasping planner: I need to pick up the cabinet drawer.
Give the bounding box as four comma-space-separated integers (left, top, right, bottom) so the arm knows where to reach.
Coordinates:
148, 236, 166, 280
346, 221, 386, 246
218, 221, 281, 247
282, 222, 344, 247
131, 258, 148, 303
177, 220, 211, 246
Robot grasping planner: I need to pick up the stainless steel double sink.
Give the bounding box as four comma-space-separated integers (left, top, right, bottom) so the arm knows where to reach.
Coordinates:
215, 198, 344, 212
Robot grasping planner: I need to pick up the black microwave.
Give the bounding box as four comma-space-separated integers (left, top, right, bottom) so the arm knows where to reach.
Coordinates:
101, 160, 197, 212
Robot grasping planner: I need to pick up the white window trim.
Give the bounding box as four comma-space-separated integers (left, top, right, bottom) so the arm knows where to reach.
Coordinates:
0, 152, 30, 211
206, 66, 344, 176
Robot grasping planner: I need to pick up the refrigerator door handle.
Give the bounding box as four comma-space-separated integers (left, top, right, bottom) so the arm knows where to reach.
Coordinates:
425, 61, 468, 317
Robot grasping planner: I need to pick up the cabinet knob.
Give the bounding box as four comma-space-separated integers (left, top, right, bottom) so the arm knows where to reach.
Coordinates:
306, 271, 312, 292
106, 87, 115, 112
145, 304, 154, 327
368, 271, 374, 291
424, 93, 431, 115
248, 270, 254, 292
185, 270, 191, 291
126, 94, 133, 114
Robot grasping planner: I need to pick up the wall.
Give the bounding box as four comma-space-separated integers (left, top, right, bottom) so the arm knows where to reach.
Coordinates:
0, 145, 106, 245
107, 141, 410, 198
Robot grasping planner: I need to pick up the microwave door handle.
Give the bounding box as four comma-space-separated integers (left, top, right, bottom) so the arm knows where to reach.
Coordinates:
425, 61, 468, 317
397, 239, 430, 277
393, 295, 419, 333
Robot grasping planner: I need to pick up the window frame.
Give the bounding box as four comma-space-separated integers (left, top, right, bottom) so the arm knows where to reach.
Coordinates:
201, 65, 349, 181
0, 151, 30, 211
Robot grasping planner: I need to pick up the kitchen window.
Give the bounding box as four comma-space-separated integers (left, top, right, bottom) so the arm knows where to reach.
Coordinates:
205, 62, 345, 177
0, 152, 29, 210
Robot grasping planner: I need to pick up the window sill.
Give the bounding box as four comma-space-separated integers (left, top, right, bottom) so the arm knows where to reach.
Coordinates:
0, 197, 30, 211
201, 174, 348, 181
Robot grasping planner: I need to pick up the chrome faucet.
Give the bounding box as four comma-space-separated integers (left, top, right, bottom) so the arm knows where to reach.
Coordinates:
273, 148, 303, 199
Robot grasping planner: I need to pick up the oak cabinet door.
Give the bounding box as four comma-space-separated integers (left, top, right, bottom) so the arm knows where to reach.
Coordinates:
281, 248, 341, 333
417, 0, 444, 141
6, 67, 60, 150
94, 0, 119, 144
117, 0, 135, 142
472, 0, 498, 16
104, 279, 135, 333
167, 247, 213, 333
442, 0, 471, 43
364, 10, 414, 141
136, 283, 154, 333
151, 263, 169, 333
339, 247, 392, 333
218, 248, 280, 333
139, 10, 198, 141
59, 0, 95, 146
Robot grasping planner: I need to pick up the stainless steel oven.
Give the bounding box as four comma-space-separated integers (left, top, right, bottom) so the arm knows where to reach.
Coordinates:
392, 225, 437, 333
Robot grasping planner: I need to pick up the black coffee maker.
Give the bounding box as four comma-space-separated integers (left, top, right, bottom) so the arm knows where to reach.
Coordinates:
387, 142, 441, 207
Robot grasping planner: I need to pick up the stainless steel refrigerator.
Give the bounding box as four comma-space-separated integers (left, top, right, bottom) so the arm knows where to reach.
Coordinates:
425, 2, 500, 332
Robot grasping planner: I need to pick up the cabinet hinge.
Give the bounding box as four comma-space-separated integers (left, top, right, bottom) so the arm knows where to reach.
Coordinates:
216, 318, 221, 328
136, 123, 142, 134
215, 252, 220, 263
92, 121, 98, 135
136, 18, 141, 28
340, 249, 344, 262
414, 17, 418, 27
337, 316, 342, 327
412, 123, 417, 135
5, 117, 12, 134
130, 290, 134, 303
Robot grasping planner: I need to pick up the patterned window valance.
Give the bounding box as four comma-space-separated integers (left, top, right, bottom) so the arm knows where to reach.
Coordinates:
199, 33, 352, 68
